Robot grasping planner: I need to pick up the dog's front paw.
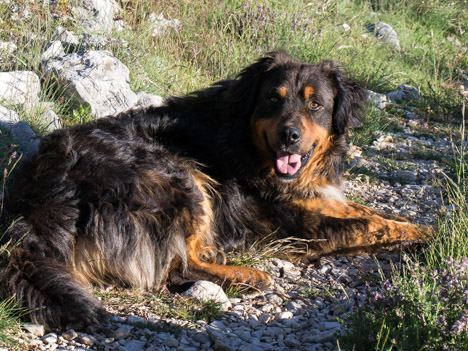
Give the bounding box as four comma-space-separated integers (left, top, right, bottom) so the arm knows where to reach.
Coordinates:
199, 245, 227, 265
229, 267, 272, 289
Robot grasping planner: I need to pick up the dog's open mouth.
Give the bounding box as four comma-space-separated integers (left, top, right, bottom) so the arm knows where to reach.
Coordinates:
264, 134, 314, 181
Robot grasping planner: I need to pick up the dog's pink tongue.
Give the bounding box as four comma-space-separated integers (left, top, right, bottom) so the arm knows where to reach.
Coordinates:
276, 152, 301, 175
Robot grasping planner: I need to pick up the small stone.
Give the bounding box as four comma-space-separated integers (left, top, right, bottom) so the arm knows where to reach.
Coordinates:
318, 264, 331, 275
265, 293, 283, 305
277, 311, 293, 320
365, 89, 389, 109
340, 23, 350, 31
42, 110, 62, 131
149, 13, 181, 37
366, 22, 401, 51
258, 313, 271, 324
165, 335, 179, 347
10, 121, 40, 158
123, 339, 147, 351
126, 315, 147, 324
53, 26, 79, 48
42, 333, 58, 344
62, 329, 78, 341
303, 329, 336, 343
387, 84, 422, 103
135, 92, 164, 109
183, 280, 231, 311
113, 326, 132, 339
41, 40, 65, 61
23, 323, 44, 337
79, 334, 96, 346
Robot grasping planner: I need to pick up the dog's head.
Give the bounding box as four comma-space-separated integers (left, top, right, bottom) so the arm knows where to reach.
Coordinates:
227, 50, 364, 183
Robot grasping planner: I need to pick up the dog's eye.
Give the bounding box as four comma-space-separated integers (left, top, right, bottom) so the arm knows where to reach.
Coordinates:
270, 96, 279, 103
308, 101, 320, 110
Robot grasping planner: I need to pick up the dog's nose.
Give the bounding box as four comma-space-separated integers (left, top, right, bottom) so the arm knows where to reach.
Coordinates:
280, 126, 302, 146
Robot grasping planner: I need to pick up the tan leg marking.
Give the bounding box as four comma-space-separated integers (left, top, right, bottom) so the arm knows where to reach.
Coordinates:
184, 235, 272, 288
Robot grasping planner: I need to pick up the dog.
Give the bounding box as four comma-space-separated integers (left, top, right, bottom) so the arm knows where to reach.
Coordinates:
0, 50, 428, 331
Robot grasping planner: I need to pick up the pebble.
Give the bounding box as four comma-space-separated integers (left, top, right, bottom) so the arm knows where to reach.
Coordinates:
61, 329, 78, 341
113, 326, 132, 339
79, 334, 96, 346
23, 323, 44, 337
42, 333, 58, 344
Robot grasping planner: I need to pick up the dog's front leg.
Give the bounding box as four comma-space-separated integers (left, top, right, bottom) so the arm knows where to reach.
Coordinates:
289, 198, 431, 258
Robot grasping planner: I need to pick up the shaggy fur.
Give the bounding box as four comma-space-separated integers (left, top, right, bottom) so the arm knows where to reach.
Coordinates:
0, 51, 427, 331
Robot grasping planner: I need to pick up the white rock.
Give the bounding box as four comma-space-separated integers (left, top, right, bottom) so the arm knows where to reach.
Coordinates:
0, 105, 19, 124
42, 332, 58, 344
43, 50, 138, 118
42, 110, 62, 131
0, 71, 41, 106
135, 92, 164, 109
276, 311, 293, 320
149, 13, 181, 37
54, 26, 80, 47
340, 23, 351, 31
183, 280, 231, 311
41, 40, 65, 61
366, 22, 401, 51
23, 323, 44, 337
365, 89, 389, 109
71, 0, 121, 33
0, 41, 17, 53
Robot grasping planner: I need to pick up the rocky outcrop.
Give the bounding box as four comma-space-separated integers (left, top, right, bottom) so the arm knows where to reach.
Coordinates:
43, 50, 138, 118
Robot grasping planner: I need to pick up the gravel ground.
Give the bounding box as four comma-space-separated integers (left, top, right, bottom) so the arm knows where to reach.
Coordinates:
13, 112, 454, 351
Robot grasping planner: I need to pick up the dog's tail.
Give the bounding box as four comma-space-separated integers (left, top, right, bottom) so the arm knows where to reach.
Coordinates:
0, 218, 108, 331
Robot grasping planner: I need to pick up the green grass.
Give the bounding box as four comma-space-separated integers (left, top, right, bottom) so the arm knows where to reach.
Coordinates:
95, 287, 224, 330
0, 297, 23, 348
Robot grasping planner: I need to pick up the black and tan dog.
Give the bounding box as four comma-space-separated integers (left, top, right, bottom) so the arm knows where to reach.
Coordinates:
0, 51, 427, 330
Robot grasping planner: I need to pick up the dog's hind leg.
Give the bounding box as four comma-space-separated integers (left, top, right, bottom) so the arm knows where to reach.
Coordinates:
183, 234, 272, 288
171, 171, 272, 289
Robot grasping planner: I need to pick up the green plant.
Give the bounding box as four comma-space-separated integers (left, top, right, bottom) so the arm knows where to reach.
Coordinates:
340, 257, 468, 351
0, 297, 24, 348
68, 104, 93, 126
340, 106, 468, 350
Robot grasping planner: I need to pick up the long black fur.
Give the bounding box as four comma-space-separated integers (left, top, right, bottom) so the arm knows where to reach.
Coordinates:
0, 51, 367, 330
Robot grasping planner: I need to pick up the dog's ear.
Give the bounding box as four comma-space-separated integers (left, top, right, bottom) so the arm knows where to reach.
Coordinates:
319, 61, 365, 135
226, 50, 292, 116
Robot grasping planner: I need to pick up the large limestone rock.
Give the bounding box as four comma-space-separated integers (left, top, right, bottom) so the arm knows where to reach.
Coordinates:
0, 71, 41, 106
43, 50, 138, 118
